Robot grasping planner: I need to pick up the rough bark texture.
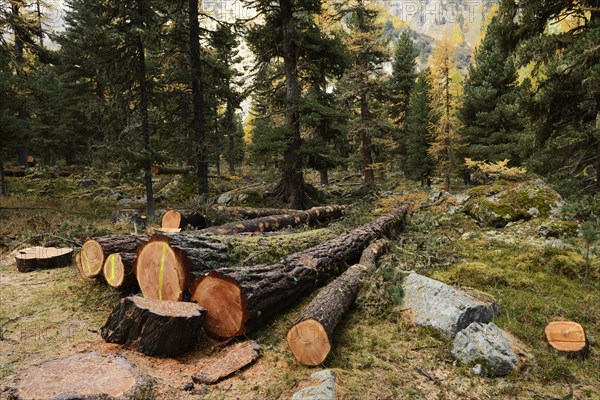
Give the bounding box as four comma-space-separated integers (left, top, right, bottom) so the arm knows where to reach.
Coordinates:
201, 205, 345, 235
153, 232, 229, 274
15, 247, 73, 272
0, 352, 148, 400
77, 235, 147, 279
192, 341, 261, 384
213, 206, 303, 219
191, 209, 406, 338
287, 240, 388, 365
101, 296, 206, 357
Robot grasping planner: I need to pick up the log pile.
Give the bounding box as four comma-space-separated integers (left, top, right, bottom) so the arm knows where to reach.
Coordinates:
287, 240, 388, 365
77, 235, 147, 279
190, 209, 406, 338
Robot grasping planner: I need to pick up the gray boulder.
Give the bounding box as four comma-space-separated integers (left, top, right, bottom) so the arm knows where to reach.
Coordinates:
452, 322, 517, 377
217, 193, 233, 204
402, 273, 499, 339
291, 370, 336, 400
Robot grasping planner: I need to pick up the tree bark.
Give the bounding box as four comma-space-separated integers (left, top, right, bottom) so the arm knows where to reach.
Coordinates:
101, 296, 206, 357
226, 98, 236, 175
201, 205, 345, 235
189, 0, 209, 196
0, 160, 5, 196
213, 205, 304, 219
190, 209, 406, 338
77, 235, 147, 279
277, 0, 307, 210
319, 169, 329, 185
287, 240, 388, 365
360, 92, 374, 184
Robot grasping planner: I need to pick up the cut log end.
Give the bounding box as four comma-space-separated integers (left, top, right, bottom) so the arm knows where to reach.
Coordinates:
190, 272, 247, 338
286, 319, 331, 366
135, 238, 187, 301
544, 321, 588, 357
78, 240, 104, 278
103, 253, 127, 288
162, 210, 182, 229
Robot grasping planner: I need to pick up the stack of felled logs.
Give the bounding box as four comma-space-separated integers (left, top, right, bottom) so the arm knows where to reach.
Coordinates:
81, 205, 406, 359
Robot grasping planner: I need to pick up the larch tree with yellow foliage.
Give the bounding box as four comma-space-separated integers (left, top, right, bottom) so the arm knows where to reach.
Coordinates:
428, 38, 462, 191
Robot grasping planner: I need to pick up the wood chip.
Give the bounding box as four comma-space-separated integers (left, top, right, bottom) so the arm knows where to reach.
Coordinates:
193, 341, 261, 384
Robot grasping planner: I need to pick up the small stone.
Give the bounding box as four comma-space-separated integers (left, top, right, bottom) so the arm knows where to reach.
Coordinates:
78, 178, 98, 188
528, 207, 540, 217
472, 364, 483, 376
217, 193, 233, 204
183, 382, 194, 391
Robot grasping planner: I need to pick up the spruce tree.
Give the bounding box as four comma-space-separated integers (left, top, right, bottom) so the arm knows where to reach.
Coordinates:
405, 70, 434, 186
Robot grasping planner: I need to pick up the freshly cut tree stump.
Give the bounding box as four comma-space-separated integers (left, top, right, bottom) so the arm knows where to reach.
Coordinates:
0, 352, 148, 399
287, 240, 388, 365
213, 206, 302, 219
15, 247, 73, 272
161, 209, 207, 230
192, 340, 261, 384
201, 205, 345, 235
101, 296, 206, 357
77, 235, 147, 279
544, 321, 588, 358
103, 253, 137, 290
190, 209, 406, 338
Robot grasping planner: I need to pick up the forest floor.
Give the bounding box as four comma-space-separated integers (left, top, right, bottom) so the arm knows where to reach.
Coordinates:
0, 167, 598, 399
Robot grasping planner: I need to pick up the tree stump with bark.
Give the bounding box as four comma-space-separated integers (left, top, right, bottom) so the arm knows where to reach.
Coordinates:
190, 209, 406, 338
15, 247, 73, 272
544, 321, 588, 358
101, 296, 206, 357
161, 209, 207, 230
287, 240, 388, 365
77, 235, 147, 279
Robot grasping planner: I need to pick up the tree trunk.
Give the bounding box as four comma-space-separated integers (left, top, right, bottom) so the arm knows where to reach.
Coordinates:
101, 296, 206, 357
227, 98, 236, 175
137, 32, 155, 219
11, 1, 30, 168
103, 253, 138, 290
190, 209, 406, 338
134, 234, 229, 301
319, 169, 329, 185
213, 206, 304, 219
0, 160, 5, 196
277, 0, 307, 210
360, 92, 374, 184
287, 240, 388, 365
189, 0, 209, 196
201, 205, 344, 235
77, 235, 147, 279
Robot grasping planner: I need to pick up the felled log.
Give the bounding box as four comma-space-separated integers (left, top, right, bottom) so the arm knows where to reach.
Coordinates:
544, 321, 588, 358
77, 235, 147, 279
213, 206, 302, 219
101, 296, 206, 357
161, 209, 207, 230
287, 240, 388, 366
15, 247, 73, 272
190, 209, 406, 338
103, 253, 137, 290
134, 234, 229, 300
0, 352, 148, 400
201, 205, 345, 235
2, 168, 28, 177
151, 164, 193, 175
192, 340, 261, 384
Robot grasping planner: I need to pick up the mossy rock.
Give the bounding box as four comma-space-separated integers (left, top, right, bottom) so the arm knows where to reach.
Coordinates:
463, 180, 561, 228
538, 220, 579, 238
433, 262, 535, 289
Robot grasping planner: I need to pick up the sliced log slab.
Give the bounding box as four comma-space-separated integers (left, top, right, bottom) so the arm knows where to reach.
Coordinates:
15, 247, 73, 272
213, 206, 302, 219
192, 340, 261, 384
201, 205, 345, 235
287, 240, 388, 366
190, 209, 406, 338
0, 352, 148, 399
161, 209, 207, 230
77, 235, 147, 279
103, 253, 138, 289
101, 296, 206, 357
544, 321, 588, 358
